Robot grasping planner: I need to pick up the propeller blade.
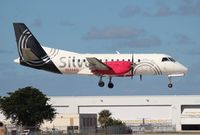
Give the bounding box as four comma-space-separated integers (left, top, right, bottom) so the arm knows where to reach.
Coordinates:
131, 54, 134, 79
140, 74, 142, 81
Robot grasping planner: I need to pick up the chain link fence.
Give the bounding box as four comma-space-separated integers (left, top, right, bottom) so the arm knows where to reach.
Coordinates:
1, 123, 177, 135
130, 124, 176, 133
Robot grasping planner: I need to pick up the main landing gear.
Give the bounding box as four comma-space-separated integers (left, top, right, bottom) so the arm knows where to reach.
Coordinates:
98, 76, 114, 89
168, 76, 173, 88
98, 76, 105, 87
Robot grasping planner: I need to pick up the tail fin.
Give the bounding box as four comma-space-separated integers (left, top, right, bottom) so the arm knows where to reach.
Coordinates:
13, 23, 47, 61
13, 23, 61, 74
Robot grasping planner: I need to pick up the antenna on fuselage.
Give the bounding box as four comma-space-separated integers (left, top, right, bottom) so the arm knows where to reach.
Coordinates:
116, 51, 120, 54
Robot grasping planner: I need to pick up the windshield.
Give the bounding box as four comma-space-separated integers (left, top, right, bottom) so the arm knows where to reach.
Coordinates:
162, 57, 176, 62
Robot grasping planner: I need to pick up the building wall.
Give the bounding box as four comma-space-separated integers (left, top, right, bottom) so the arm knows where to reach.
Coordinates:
79, 105, 172, 122
41, 113, 79, 131
47, 95, 200, 131
1, 95, 200, 132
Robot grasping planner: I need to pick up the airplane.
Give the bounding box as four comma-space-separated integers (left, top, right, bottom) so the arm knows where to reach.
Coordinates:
13, 23, 188, 89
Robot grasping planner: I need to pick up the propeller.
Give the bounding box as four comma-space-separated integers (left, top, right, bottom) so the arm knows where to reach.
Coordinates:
130, 54, 134, 79
140, 74, 142, 81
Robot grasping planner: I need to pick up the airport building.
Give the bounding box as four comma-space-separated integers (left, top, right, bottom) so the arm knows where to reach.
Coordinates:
1, 95, 200, 132
42, 95, 200, 132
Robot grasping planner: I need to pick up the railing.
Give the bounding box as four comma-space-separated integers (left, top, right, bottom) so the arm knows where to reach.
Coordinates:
130, 124, 176, 133
2, 123, 177, 135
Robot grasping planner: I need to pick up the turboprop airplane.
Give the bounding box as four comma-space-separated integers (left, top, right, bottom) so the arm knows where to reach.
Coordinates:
13, 23, 188, 89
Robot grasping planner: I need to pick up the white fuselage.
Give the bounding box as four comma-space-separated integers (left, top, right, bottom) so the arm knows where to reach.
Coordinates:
43, 47, 187, 77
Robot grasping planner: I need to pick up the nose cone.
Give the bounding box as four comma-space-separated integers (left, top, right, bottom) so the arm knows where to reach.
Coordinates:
178, 63, 188, 75
181, 65, 188, 75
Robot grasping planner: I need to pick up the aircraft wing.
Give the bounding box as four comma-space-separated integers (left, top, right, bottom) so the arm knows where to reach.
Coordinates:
86, 57, 111, 71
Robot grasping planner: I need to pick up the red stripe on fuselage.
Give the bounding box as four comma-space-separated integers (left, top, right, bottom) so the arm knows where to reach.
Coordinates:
92, 61, 131, 76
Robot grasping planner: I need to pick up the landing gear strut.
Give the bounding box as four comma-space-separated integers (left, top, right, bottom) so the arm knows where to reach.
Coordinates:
108, 76, 114, 89
98, 76, 114, 88
98, 76, 105, 87
168, 76, 173, 88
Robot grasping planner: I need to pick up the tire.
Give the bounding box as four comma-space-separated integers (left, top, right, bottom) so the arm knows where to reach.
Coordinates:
108, 83, 114, 88
98, 81, 105, 87
168, 83, 173, 88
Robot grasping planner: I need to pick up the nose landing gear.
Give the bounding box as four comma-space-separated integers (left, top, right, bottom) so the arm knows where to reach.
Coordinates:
168, 83, 173, 88
168, 76, 173, 88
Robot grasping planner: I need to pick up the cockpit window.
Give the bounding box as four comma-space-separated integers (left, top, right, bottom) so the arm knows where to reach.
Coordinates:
162, 57, 169, 62
169, 57, 176, 62
162, 57, 176, 62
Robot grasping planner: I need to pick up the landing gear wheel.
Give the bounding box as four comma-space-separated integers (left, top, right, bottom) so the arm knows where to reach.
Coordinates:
168, 83, 173, 88
98, 81, 105, 87
167, 76, 173, 88
108, 76, 114, 89
108, 83, 114, 89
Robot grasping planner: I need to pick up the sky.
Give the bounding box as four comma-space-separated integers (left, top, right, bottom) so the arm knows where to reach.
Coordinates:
0, 0, 200, 96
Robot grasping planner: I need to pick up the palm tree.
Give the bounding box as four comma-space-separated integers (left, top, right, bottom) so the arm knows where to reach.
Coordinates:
98, 110, 113, 128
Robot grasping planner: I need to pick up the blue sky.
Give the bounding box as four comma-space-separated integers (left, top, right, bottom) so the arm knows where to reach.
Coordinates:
0, 0, 200, 96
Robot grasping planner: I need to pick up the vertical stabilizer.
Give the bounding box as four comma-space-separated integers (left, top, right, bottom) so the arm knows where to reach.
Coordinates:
13, 23, 61, 74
